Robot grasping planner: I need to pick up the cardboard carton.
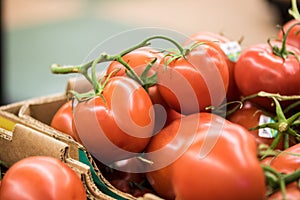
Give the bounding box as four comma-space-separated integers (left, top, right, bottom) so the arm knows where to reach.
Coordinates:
0, 77, 159, 200
0, 123, 115, 200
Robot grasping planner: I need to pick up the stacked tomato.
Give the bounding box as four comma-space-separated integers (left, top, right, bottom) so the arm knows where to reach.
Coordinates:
2, 2, 298, 199
45, 16, 300, 199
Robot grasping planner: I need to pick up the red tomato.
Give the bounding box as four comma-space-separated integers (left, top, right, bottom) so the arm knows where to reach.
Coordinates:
106, 47, 166, 106
50, 100, 81, 143
268, 182, 300, 200
267, 143, 300, 174
146, 113, 266, 200
0, 156, 86, 200
73, 76, 155, 164
172, 115, 266, 200
227, 101, 296, 150
234, 41, 300, 110
183, 31, 240, 101
107, 47, 171, 134
157, 41, 229, 115
165, 107, 184, 127
278, 19, 300, 50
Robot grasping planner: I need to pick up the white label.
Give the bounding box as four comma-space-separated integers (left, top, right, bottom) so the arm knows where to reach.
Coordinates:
220, 41, 242, 62
258, 115, 278, 138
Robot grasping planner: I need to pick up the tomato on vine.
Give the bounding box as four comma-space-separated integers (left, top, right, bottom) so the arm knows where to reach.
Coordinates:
157, 40, 229, 115
73, 76, 155, 164
183, 31, 241, 101
106, 47, 170, 132
234, 32, 300, 111
227, 101, 297, 150
277, 0, 300, 50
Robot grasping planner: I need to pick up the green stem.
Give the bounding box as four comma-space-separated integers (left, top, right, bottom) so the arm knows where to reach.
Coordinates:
143, 35, 185, 55
51, 35, 185, 93
274, 21, 300, 60
115, 56, 144, 85
273, 97, 287, 125
283, 133, 290, 149
270, 132, 283, 150
283, 100, 300, 113
289, 0, 300, 20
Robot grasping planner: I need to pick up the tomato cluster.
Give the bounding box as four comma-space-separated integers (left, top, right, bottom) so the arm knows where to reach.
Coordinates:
47, 22, 300, 199
47, 1, 300, 198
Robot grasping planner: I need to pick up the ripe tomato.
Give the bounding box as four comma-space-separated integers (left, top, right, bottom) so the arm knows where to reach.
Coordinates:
234, 41, 300, 110
171, 115, 266, 200
164, 107, 184, 127
0, 156, 86, 200
106, 47, 170, 134
268, 182, 300, 200
266, 143, 300, 174
183, 31, 240, 101
157, 41, 229, 115
50, 100, 81, 143
146, 113, 266, 200
73, 76, 155, 164
106, 47, 166, 106
227, 101, 296, 150
278, 19, 300, 50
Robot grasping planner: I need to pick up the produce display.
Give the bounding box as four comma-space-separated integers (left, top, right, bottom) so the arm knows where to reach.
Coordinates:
0, 0, 299, 199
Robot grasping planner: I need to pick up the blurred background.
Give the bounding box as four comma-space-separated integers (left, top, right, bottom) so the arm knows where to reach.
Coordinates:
1, 0, 295, 105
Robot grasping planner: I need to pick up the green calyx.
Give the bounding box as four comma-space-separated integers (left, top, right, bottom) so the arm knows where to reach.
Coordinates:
250, 95, 300, 152
223, 92, 300, 153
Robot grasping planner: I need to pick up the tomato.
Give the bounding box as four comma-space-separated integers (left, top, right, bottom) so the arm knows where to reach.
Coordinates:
268, 182, 300, 200
266, 143, 300, 174
157, 41, 229, 115
73, 76, 155, 164
106, 47, 166, 106
146, 113, 266, 200
106, 47, 170, 134
234, 41, 300, 110
262, 144, 300, 199
183, 31, 240, 101
0, 156, 86, 200
278, 19, 300, 50
50, 100, 81, 143
165, 107, 184, 127
227, 101, 296, 150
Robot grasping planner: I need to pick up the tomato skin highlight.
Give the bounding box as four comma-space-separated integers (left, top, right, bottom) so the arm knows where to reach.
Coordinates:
157, 42, 229, 115
0, 156, 86, 200
234, 42, 300, 110
146, 113, 266, 200
73, 76, 155, 164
